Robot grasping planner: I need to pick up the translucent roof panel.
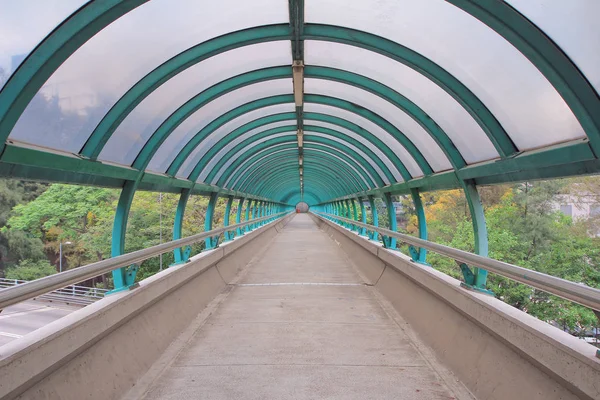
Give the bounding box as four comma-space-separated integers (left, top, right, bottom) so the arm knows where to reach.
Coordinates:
8, 0, 288, 152
306, 147, 373, 188
197, 121, 294, 182
227, 148, 294, 188
303, 103, 423, 178
173, 103, 295, 178
506, 0, 600, 93
305, 78, 452, 172
100, 78, 291, 167
304, 40, 498, 164
99, 42, 290, 165
0, 0, 87, 90
305, 0, 586, 151
305, 119, 404, 182
210, 132, 293, 184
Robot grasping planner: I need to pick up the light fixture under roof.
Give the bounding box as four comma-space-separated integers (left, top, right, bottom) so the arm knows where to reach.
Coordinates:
297, 129, 303, 148
292, 60, 304, 107
299, 155, 303, 166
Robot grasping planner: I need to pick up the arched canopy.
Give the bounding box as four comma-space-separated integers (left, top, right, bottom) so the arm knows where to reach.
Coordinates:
1, 0, 599, 205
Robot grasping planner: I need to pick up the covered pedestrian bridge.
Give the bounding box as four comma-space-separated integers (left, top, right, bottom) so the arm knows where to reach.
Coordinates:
0, 1, 599, 399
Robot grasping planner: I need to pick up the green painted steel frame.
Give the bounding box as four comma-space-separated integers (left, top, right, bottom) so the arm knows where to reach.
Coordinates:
235, 197, 246, 236
409, 188, 428, 265
0, 2, 599, 297
204, 192, 220, 249
223, 195, 235, 241
235, 151, 367, 196
173, 188, 192, 264
381, 192, 397, 249
209, 134, 386, 188
367, 195, 379, 241
252, 166, 354, 200
237, 150, 368, 196
215, 138, 380, 189
192, 122, 401, 186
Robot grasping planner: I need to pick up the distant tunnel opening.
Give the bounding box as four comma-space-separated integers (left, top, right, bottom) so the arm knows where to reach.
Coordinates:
295, 202, 309, 213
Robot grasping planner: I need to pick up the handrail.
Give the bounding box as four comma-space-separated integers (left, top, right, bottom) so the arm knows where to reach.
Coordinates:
313, 211, 600, 313
0, 212, 291, 309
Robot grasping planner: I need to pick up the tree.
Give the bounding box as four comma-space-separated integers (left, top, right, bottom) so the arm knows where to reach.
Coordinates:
5, 259, 56, 281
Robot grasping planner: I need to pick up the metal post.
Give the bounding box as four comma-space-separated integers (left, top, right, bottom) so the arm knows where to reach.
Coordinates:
245, 199, 254, 232
223, 195, 235, 241
110, 180, 138, 293
382, 193, 397, 249
159, 192, 163, 271
173, 189, 191, 265
462, 180, 490, 292
345, 199, 354, 230
367, 195, 379, 241
359, 197, 367, 236
236, 197, 245, 236
409, 188, 428, 264
350, 198, 358, 231
204, 192, 219, 250
251, 200, 258, 230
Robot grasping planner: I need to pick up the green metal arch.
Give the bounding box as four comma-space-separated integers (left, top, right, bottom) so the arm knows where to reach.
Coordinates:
129, 67, 290, 170
250, 168, 341, 200
181, 111, 411, 181
236, 151, 368, 195
255, 167, 350, 199
281, 188, 319, 204
3, 6, 598, 163
175, 94, 432, 182
261, 174, 343, 201
235, 152, 367, 195
226, 144, 367, 195
251, 161, 363, 199
282, 188, 321, 204
305, 66, 466, 167
235, 152, 365, 194
212, 137, 381, 188
233, 146, 371, 194
124, 64, 463, 175
196, 124, 396, 185
81, 25, 291, 158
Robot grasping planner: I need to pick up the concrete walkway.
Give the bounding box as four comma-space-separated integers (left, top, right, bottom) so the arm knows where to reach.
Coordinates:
137, 214, 469, 399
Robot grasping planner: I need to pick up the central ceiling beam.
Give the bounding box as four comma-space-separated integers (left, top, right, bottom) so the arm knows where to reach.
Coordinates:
289, 0, 305, 200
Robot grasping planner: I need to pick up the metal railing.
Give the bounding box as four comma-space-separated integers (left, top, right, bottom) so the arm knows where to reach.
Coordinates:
313, 211, 600, 313
0, 278, 108, 306
0, 212, 291, 310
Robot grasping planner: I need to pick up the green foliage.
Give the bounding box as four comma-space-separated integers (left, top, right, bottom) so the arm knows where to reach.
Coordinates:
0, 179, 47, 269
5, 259, 56, 281
401, 180, 600, 335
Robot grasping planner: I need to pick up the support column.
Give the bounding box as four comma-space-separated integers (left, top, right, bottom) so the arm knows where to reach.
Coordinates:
382, 193, 397, 249
173, 189, 192, 265
223, 195, 235, 241
110, 181, 138, 293
204, 192, 219, 250
461, 180, 492, 294
359, 197, 367, 236
350, 198, 358, 223
367, 195, 379, 241
409, 188, 428, 264
236, 197, 246, 236
245, 199, 254, 232
251, 200, 259, 230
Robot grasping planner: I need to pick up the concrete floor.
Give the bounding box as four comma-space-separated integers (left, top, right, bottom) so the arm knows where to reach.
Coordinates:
137, 214, 469, 399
